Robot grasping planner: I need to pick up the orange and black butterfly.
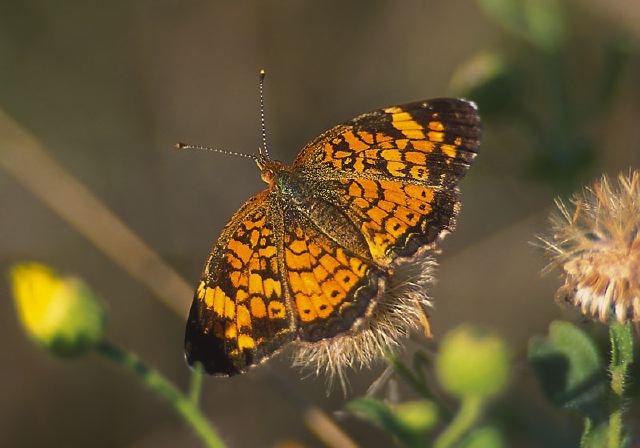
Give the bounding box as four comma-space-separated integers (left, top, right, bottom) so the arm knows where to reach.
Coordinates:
181, 75, 481, 376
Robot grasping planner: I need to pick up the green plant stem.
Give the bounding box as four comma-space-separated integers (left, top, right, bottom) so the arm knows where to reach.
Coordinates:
580, 417, 593, 448
96, 340, 225, 448
607, 322, 634, 448
189, 362, 204, 405
434, 396, 483, 448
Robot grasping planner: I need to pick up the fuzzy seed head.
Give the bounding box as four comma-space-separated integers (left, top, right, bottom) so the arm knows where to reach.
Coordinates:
540, 171, 640, 323
290, 255, 437, 392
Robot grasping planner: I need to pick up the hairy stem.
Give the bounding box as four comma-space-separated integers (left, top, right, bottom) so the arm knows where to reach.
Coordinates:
607, 322, 634, 448
96, 340, 224, 448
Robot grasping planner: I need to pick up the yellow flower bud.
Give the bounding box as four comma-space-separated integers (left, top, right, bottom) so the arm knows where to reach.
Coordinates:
9, 263, 106, 357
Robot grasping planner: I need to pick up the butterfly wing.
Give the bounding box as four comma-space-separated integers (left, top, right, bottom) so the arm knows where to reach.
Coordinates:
293, 98, 481, 264
185, 190, 296, 375
282, 207, 387, 342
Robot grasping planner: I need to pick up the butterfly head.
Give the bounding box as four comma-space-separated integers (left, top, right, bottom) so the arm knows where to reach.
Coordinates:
256, 154, 284, 186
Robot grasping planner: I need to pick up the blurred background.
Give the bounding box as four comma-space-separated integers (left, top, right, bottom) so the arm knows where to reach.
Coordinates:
1, 1, 639, 447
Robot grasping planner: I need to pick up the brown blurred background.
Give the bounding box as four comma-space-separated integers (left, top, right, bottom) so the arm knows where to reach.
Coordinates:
1, 1, 639, 447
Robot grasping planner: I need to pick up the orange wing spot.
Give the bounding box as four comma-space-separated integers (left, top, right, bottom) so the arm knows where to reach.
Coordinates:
296, 295, 317, 322
405, 184, 435, 202
396, 139, 409, 149
243, 216, 266, 230
250, 296, 267, 318
230, 271, 247, 288
454, 137, 463, 146
379, 141, 395, 149
260, 227, 273, 237
249, 273, 264, 295
335, 268, 358, 290
238, 334, 255, 350
349, 258, 367, 276
353, 158, 365, 172
226, 253, 243, 270
411, 140, 435, 152
312, 295, 334, 318
403, 129, 425, 139
196, 281, 206, 299
258, 246, 276, 258
288, 271, 304, 293
319, 253, 340, 273
358, 131, 374, 144
375, 132, 394, 143
377, 200, 395, 213
334, 150, 351, 158
212, 287, 226, 315
428, 131, 444, 142
381, 149, 403, 162
300, 272, 321, 293
343, 130, 369, 151
405, 151, 426, 165
224, 295, 236, 319
335, 248, 350, 266
441, 144, 457, 158
387, 161, 407, 177
391, 112, 413, 123
237, 305, 252, 329
288, 239, 307, 254
364, 149, 379, 159
224, 322, 237, 339
428, 121, 444, 131
395, 206, 421, 225
384, 106, 403, 113
228, 240, 252, 264
263, 278, 281, 298
407, 198, 432, 214
353, 197, 370, 209
357, 178, 378, 198
249, 229, 259, 246
385, 217, 407, 238
312, 264, 329, 281
410, 165, 429, 180
320, 279, 347, 305
367, 206, 388, 225
268, 301, 286, 319
203, 287, 215, 308
286, 250, 311, 270
236, 289, 248, 303
348, 182, 363, 197
307, 242, 322, 259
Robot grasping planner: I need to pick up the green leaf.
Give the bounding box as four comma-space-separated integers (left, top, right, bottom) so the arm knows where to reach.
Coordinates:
449, 52, 520, 117
477, 0, 565, 51
460, 426, 505, 448
592, 34, 635, 112
528, 321, 607, 419
346, 397, 437, 447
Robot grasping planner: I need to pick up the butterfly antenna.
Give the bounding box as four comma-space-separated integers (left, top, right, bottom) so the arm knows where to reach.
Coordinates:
174, 143, 257, 160
258, 69, 270, 160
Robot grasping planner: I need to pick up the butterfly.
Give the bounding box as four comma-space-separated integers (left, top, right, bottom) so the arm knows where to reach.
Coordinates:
181, 80, 481, 376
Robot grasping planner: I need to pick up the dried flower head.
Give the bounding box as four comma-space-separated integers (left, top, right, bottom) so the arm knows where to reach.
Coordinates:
540, 170, 640, 323
290, 255, 436, 390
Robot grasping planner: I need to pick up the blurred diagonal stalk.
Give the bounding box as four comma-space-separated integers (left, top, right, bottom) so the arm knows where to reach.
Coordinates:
0, 108, 357, 448
0, 107, 192, 315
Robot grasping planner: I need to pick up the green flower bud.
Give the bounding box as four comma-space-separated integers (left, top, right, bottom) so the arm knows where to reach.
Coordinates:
9, 263, 106, 357
436, 325, 510, 399
393, 400, 439, 434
